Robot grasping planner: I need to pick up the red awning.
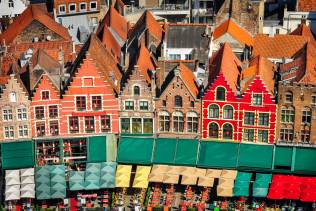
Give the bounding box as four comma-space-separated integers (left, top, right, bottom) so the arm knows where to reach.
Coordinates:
301, 191, 316, 202
267, 175, 302, 200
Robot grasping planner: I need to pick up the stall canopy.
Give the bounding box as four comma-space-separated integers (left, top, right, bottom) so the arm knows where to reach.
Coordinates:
50, 165, 66, 199
100, 162, 116, 188
175, 139, 199, 165
148, 165, 168, 183
117, 137, 154, 164
133, 166, 151, 188
198, 141, 238, 168
35, 166, 51, 200
274, 146, 293, 168
233, 172, 252, 197
87, 136, 107, 162
69, 171, 85, 191
267, 175, 301, 200
153, 138, 177, 164
84, 163, 101, 190
294, 147, 316, 173
253, 173, 272, 197
1, 141, 35, 169
300, 177, 316, 202
217, 170, 237, 197
116, 165, 132, 188
238, 144, 273, 169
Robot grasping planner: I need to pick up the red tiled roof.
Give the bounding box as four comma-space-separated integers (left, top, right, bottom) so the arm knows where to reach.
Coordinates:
178, 63, 199, 98
0, 76, 9, 85
298, 42, 316, 84
136, 43, 156, 85
0, 4, 71, 44
253, 34, 308, 59
241, 56, 276, 94
102, 26, 122, 63
208, 42, 242, 92
213, 19, 254, 46
290, 23, 316, 48
298, 0, 316, 12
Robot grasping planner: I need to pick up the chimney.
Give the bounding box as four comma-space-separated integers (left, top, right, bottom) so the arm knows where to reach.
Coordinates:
151, 68, 157, 98
301, 18, 306, 25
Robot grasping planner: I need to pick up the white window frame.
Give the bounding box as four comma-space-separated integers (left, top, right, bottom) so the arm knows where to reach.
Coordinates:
4, 126, 14, 139
17, 107, 27, 120
79, 2, 87, 11
68, 3, 77, 13
3, 109, 13, 121
59, 4, 66, 14
90, 1, 97, 10
18, 125, 28, 138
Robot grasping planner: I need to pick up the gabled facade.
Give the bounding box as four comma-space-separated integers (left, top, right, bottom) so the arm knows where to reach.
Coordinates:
60, 34, 121, 136
0, 75, 31, 141
155, 63, 201, 138
119, 45, 156, 135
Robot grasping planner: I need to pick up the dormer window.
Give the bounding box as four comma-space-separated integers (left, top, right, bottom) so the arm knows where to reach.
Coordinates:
216, 87, 226, 101
252, 93, 262, 106
8, 0, 14, 8
133, 86, 140, 96
90, 1, 97, 10
59, 4, 66, 13
69, 3, 76, 13
42, 91, 49, 100
80, 2, 87, 11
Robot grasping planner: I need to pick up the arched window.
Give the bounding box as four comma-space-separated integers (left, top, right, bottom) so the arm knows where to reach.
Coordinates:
302, 107, 311, 124
285, 91, 293, 103
187, 112, 198, 133
159, 111, 170, 132
216, 87, 226, 101
208, 123, 219, 138
223, 105, 233, 119
222, 123, 233, 139
209, 104, 219, 118
133, 85, 140, 96
173, 111, 184, 132
174, 95, 183, 107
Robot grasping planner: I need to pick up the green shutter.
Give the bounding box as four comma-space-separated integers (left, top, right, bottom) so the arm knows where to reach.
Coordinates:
238, 144, 273, 169
88, 136, 107, 162
117, 137, 154, 164
294, 147, 316, 172
175, 139, 199, 166
1, 140, 35, 169
198, 141, 238, 168
274, 146, 292, 167
153, 138, 177, 164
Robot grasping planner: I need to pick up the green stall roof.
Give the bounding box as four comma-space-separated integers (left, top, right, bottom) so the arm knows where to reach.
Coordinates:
255, 173, 272, 183
253, 188, 269, 197
175, 139, 199, 166
294, 147, 316, 172
153, 138, 177, 164
1, 140, 35, 169
238, 144, 273, 169
198, 141, 238, 168
233, 186, 250, 197
274, 146, 292, 167
88, 136, 107, 163
235, 172, 252, 182
117, 137, 154, 164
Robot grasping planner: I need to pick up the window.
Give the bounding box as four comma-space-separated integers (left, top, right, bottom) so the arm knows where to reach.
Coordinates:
302, 107, 311, 124
17, 108, 27, 120
223, 123, 233, 139
69, 117, 79, 133
3, 109, 13, 121
101, 115, 111, 132
223, 105, 233, 119
4, 126, 14, 138
18, 125, 28, 137
133, 86, 140, 96
90, 1, 97, 9
69, 3, 76, 12
121, 118, 130, 133
281, 106, 295, 123
83, 78, 94, 86
59, 4, 66, 13
208, 123, 218, 138
125, 101, 134, 110
185, 54, 192, 60
159, 112, 170, 132
258, 113, 269, 126
63, 139, 87, 166
244, 112, 255, 125
312, 93, 316, 105
209, 104, 219, 118
80, 2, 87, 11
143, 118, 153, 133
139, 101, 149, 110
85, 116, 95, 133
162, 100, 167, 107
280, 127, 294, 142
216, 87, 225, 101
35, 107, 45, 119
258, 130, 268, 143
8, 0, 14, 7
50, 121, 59, 136
173, 112, 184, 132
301, 126, 310, 143
243, 129, 254, 142
36, 122, 45, 137
76, 96, 86, 111
169, 54, 181, 60
132, 118, 142, 133
174, 95, 183, 107
252, 93, 262, 106
9, 92, 16, 102
285, 91, 293, 103
49, 106, 58, 118
92, 96, 102, 110
190, 101, 194, 108
187, 112, 198, 133
41, 91, 49, 100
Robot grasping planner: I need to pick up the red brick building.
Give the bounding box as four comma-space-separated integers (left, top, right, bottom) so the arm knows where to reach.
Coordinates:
202, 43, 277, 143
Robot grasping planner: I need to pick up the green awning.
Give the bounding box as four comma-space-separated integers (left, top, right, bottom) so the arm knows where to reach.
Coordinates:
153, 138, 177, 164
1, 141, 35, 169
253, 188, 269, 197
36, 166, 51, 200
88, 136, 107, 162
252, 173, 271, 197
69, 171, 85, 191
175, 139, 199, 166
294, 147, 316, 172
117, 137, 154, 164
274, 146, 292, 167
198, 141, 238, 168
233, 172, 252, 197
235, 172, 252, 182
238, 144, 273, 169
100, 162, 116, 188
255, 173, 272, 183
50, 165, 66, 199
233, 187, 249, 197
